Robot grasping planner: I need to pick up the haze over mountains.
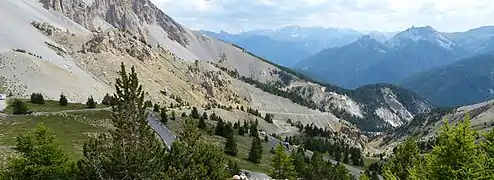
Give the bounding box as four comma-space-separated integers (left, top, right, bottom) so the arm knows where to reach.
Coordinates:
205, 25, 494, 107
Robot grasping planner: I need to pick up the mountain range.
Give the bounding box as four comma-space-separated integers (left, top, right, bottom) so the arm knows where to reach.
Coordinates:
200, 26, 375, 66
295, 26, 494, 89
0, 0, 434, 137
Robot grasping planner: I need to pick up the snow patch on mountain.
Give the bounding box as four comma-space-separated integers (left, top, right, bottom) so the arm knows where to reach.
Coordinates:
391, 26, 456, 50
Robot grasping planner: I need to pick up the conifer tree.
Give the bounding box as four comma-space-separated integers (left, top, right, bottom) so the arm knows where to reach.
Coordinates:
238, 126, 245, 136
153, 103, 160, 112
76, 63, 165, 179
160, 107, 168, 124
269, 145, 296, 179
59, 94, 68, 106
165, 119, 228, 179
227, 160, 241, 176
190, 107, 200, 119
291, 148, 307, 178
250, 122, 259, 137
224, 133, 238, 156
85, 96, 96, 109
1, 124, 75, 179
202, 111, 208, 120
248, 136, 263, 163
215, 118, 225, 136
382, 138, 420, 180
409, 116, 487, 179
198, 116, 207, 130
171, 110, 176, 120
265, 135, 269, 142
101, 93, 114, 106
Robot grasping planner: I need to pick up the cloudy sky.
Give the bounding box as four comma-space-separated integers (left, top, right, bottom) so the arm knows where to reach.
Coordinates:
151, 0, 494, 33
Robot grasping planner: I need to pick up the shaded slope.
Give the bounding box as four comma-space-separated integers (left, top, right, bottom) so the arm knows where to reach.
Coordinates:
402, 55, 494, 107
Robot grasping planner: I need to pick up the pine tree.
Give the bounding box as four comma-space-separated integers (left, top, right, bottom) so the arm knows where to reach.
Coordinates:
291, 148, 307, 178
12, 99, 28, 115
269, 145, 296, 179
343, 146, 349, 164
202, 111, 208, 120
165, 119, 228, 179
224, 133, 238, 156
1, 124, 75, 179
153, 103, 160, 112
335, 145, 342, 162
481, 128, 494, 177
250, 122, 259, 137
198, 116, 207, 129
382, 138, 420, 180
264, 113, 273, 123
238, 126, 245, 136
190, 107, 200, 119
76, 63, 165, 179
59, 94, 68, 106
264, 135, 269, 142
223, 123, 234, 138
101, 93, 115, 106
171, 110, 176, 120
227, 160, 241, 176
409, 116, 487, 179
215, 118, 225, 136
160, 107, 168, 124
85, 96, 96, 109
30, 93, 45, 104
248, 136, 263, 163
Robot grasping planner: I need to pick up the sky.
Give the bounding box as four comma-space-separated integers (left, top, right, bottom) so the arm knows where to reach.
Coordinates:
150, 0, 494, 33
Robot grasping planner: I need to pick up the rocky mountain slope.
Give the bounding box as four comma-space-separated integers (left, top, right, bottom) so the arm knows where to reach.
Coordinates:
371, 99, 494, 154
0, 0, 432, 136
295, 26, 494, 89
402, 54, 494, 107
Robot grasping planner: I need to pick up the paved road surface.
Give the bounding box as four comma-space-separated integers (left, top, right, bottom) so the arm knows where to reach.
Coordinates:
146, 112, 177, 149
0, 100, 6, 112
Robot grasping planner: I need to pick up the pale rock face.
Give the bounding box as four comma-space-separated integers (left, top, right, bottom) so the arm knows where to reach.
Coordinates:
381, 87, 414, 121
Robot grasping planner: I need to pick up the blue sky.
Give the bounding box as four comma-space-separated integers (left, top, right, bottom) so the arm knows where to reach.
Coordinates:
151, 0, 494, 33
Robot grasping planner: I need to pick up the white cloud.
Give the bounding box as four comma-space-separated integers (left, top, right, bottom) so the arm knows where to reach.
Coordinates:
150, 0, 494, 33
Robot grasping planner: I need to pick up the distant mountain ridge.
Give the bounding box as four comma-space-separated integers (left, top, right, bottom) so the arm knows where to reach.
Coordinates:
402, 54, 494, 107
295, 25, 494, 89
200, 26, 369, 66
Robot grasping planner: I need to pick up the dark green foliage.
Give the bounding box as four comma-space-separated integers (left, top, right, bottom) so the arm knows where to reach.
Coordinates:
76, 63, 165, 179
160, 107, 168, 124
202, 111, 208, 120
264, 135, 268, 142
30, 92, 45, 104
85, 96, 96, 109
215, 118, 225, 136
59, 94, 68, 106
1, 124, 75, 179
198, 116, 206, 129
101, 93, 115, 106
382, 138, 420, 180
223, 123, 234, 138
144, 100, 152, 108
233, 121, 240, 129
12, 99, 29, 115
181, 112, 187, 117
248, 136, 263, 163
170, 110, 176, 120
153, 104, 160, 112
249, 121, 259, 137
224, 133, 237, 156
269, 145, 296, 179
402, 55, 494, 107
190, 107, 200, 119
264, 113, 274, 123
165, 119, 228, 179
238, 126, 245, 136
210, 112, 217, 121
227, 160, 241, 176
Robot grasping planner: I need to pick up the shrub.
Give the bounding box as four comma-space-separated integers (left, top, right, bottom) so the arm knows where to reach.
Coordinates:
59, 94, 68, 106
13, 99, 28, 115
30, 93, 45, 104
